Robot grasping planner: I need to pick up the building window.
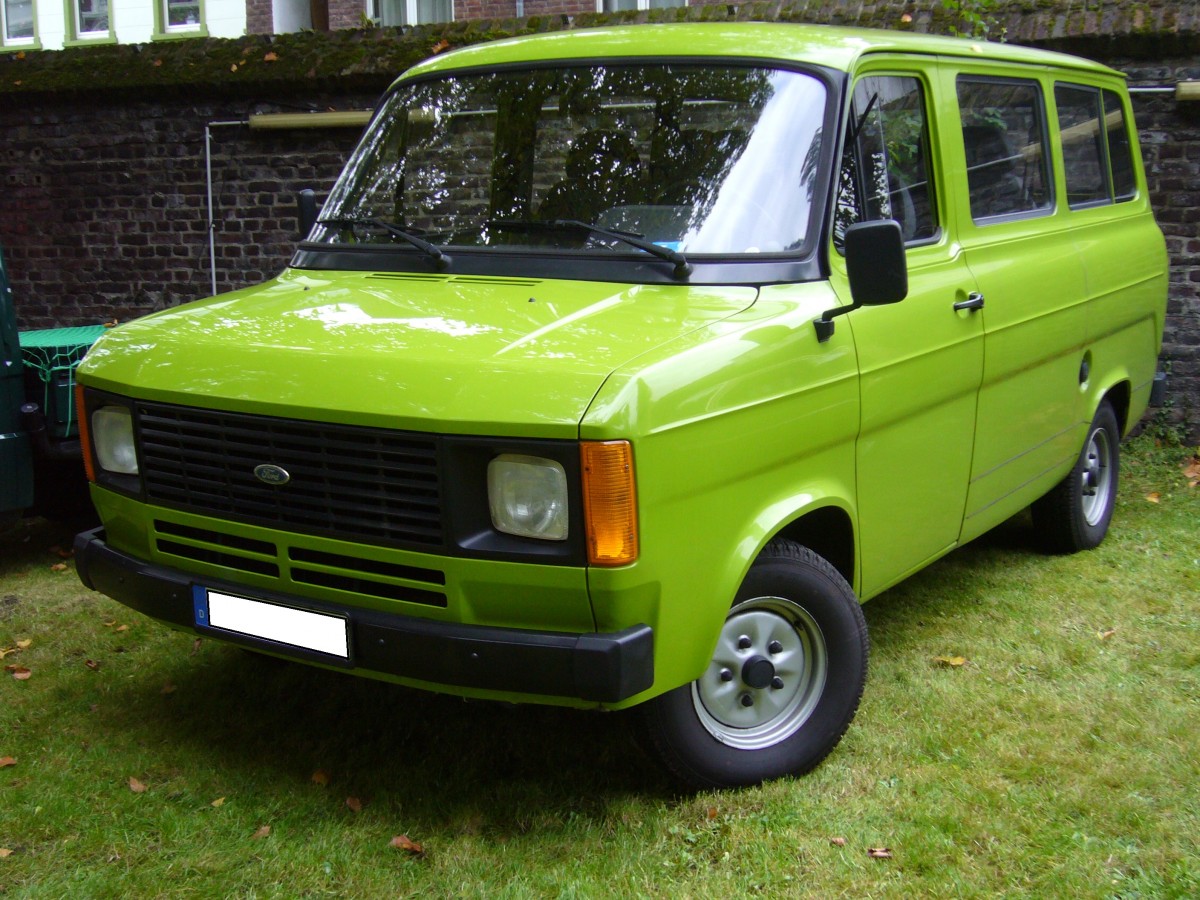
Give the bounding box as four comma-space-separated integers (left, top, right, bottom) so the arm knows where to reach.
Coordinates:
1, 0, 36, 45
599, 0, 686, 10
70, 0, 110, 39
163, 0, 202, 31
368, 0, 451, 26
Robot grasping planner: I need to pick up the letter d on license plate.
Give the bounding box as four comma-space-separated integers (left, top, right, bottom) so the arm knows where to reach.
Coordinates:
194, 587, 350, 659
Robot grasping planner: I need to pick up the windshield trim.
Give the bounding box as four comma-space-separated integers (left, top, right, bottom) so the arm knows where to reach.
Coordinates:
295, 55, 843, 287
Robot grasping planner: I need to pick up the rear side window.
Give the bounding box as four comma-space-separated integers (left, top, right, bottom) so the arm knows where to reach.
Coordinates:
1103, 89, 1137, 201
835, 75, 937, 247
957, 77, 1052, 221
1055, 84, 1138, 207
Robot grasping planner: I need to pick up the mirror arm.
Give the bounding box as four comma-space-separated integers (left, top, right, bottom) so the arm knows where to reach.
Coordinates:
813, 301, 860, 343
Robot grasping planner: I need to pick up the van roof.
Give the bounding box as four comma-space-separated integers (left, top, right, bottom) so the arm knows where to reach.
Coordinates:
398, 23, 1122, 84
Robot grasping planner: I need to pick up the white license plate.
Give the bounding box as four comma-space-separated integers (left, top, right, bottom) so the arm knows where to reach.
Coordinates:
194, 588, 349, 659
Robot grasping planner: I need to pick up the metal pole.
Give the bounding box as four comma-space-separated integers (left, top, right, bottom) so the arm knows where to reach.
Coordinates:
204, 120, 249, 299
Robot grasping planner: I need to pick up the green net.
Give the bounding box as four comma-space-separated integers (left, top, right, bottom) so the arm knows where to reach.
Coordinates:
19, 325, 107, 437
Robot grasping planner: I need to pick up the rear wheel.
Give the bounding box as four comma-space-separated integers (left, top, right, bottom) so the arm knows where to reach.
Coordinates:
1032, 400, 1120, 553
640, 540, 867, 789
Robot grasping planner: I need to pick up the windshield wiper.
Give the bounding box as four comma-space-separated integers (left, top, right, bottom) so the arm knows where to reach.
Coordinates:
317, 217, 449, 269
489, 218, 692, 280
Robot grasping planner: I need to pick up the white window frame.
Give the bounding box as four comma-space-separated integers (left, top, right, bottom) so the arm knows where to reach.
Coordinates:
70, 0, 110, 40
595, 0, 687, 10
161, 0, 203, 33
367, 0, 453, 26
1, 0, 37, 46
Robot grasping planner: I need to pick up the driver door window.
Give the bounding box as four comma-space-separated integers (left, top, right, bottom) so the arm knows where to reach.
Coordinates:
835, 75, 937, 246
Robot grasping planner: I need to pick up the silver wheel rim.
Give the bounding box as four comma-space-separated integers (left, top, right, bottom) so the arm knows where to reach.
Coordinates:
692, 596, 828, 750
1080, 425, 1114, 527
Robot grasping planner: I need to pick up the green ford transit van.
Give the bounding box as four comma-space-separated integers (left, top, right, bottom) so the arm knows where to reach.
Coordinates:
73, 24, 1167, 788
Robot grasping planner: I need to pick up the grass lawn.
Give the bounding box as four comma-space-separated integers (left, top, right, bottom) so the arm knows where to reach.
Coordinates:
1, 437, 1197, 898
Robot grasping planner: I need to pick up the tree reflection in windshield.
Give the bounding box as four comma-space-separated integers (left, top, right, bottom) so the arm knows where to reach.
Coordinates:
313, 63, 828, 258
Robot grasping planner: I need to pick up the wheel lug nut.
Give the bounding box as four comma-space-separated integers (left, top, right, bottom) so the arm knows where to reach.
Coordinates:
719, 668, 733, 682
768, 640, 783, 654
737, 635, 752, 650
740, 694, 754, 708
771, 676, 785, 690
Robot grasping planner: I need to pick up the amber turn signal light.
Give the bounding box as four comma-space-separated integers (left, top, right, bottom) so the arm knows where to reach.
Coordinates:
581, 440, 638, 566
75, 381, 96, 483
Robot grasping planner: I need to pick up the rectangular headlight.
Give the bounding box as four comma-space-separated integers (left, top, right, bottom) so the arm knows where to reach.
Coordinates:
92, 406, 139, 475
487, 454, 569, 541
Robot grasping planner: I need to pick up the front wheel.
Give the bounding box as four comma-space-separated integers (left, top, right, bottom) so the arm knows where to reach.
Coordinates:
639, 540, 868, 789
1032, 400, 1120, 554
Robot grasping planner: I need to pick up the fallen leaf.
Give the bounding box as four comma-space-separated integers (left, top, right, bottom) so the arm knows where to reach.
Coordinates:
84, 659, 100, 671
191, 638, 202, 655
1097, 629, 1117, 640
153, 59, 163, 67
161, 682, 177, 695
103, 620, 117, 628
15, 51, 24, 60
0, 757, 16, 768
430, 39, 450, 54
1184, 455, 1200, 487
1145, 491, 1161, 503
830, 836, 847, 847
0, 848, 12, 858
868, 847, 893, 859
311, 769, 331, 786
50, 563, 68, 573
705, 807, 718, 820
345, 796, 363, 813
0, 649, 13, 659
390, 834, 425, 856
933, 655, 967, 667
901, 13, 912, 23
115, 625, 129, 633
230, 63, 238, 72
263, 51, 278, 62
16, 639, 30, 650
211, 797, 226, 808
6, 666, 31, 681
49, 545, 72, 559
128, 777, 147, 794
251, 825, 271, 839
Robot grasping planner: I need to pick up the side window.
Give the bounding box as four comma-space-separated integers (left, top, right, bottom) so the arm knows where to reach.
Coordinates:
835, 75, 937, 247
1103, 89, 1137, 201
957, 77, 1052, 221
1, 0, 36, 47
1055, 85, 1109, 207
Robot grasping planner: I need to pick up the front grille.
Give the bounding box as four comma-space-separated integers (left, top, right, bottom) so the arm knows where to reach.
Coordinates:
151, 519, 448, 609
137, 403, 442, 549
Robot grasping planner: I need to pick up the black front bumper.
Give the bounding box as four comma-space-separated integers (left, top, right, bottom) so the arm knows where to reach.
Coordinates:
73, 528, 654, 704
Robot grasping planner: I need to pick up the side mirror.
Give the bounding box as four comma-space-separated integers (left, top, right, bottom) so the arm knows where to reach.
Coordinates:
814, 220, 908, 342
297, 189, 320, 240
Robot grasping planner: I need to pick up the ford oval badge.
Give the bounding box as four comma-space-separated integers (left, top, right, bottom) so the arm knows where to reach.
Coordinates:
254, 464, 291, 485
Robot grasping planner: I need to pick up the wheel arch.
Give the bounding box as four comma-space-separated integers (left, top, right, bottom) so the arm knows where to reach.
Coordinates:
770, 504, 856, 588
1099, 378, 1131, 436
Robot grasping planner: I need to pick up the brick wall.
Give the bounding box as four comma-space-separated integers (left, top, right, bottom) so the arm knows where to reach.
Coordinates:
1123, 63, 1200, 440
246, 0, 273, 33
1, 95, 370, 326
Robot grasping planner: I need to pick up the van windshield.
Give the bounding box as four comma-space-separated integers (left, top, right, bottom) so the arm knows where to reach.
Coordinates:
312, 63, 827, 260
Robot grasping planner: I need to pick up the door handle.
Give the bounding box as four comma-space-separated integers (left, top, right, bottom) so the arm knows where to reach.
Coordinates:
954, 292, 985, 312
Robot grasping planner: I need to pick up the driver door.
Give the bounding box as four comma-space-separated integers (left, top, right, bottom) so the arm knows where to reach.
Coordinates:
829, 69, 985, 598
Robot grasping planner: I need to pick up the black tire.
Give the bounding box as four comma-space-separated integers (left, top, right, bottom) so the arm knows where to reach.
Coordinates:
1032, 400, 1120, 554
639, 539, 868, 790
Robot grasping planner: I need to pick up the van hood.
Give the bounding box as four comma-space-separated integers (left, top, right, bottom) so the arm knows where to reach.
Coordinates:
80, 270, 758, 437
